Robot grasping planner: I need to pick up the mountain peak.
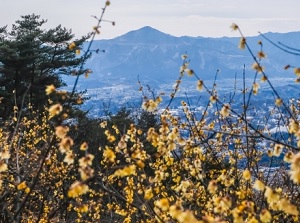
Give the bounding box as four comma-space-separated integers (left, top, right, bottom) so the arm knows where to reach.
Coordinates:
135, 26, 163, 33
114, 26, 176, 43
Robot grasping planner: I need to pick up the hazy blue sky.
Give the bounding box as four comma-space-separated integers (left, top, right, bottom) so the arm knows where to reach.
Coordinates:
1, 0, 300, 39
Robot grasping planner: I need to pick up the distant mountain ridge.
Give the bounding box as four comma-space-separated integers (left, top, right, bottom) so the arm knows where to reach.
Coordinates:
67, 26, 300, 90
114, 26, 177, 44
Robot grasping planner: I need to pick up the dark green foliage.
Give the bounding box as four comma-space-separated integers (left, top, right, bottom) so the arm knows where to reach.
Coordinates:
137, 110, 159, 133
68, 108, 160, 172
0, 14, 90, 119
137, 110, 159, 156
109, 107, 134, 135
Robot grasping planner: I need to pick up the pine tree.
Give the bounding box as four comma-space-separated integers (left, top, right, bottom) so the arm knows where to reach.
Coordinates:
0, 14, 90, 119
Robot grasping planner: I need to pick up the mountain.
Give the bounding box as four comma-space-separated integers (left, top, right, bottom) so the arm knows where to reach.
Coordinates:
69, 26, 300, 90
62, 27, 300, 116
113, 26, 178, 44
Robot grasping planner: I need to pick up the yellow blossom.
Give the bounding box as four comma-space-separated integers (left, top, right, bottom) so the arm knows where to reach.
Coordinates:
79, 167, 94, 181
294, 68, 300, 76
273, 144, 283, 157
136, 160, 145, 168
261, 75, 267, 82
155, 198, 169, 211
239, 37, 246, 49
76, 97, 83, 104
210, 95, 217, 103
64, 151, 74, 165
0, 150, 10, 159
278, 198, 299, 215
80, 142, 88, 151
85, 69, 92, 78
257, 51, 266, 59
208, 180, 218, 194
78, 204, 89, 213
142, 99, 158, 112
253, 82, 260, 95
103, 147, 116, 163
290, 170, 300, 184
45, 84, 56, 95
222, 196, 232, 210
75, 49, 80, 55
184, 68, 194, 76
144, 188, 154, 200
294, 130, 300, 140
252, 62, 264, 73
230, 23, 239, 31
247, 216, 259, 223
180, 65, 186, 74
175, 210, 199, 223
155, 96, 162, 103
48, 104, 63, 118
137, 129, 143, 135
100, 120, 107, 128
55, 126, 69, 139
253, 179, 265, 191
68, 181, 89, 198
232, 208, 244, 223
79, 154, 94, 167
17, 181, 27, 190
290, 152, 300, 179
267, 150, 273, 157
264, 186, 280, 203
181, 54, 188, 60
288, 119, 299, 133
242, 169, 251, 180
284, 151, 294, 163
0, 161, 8, 172
59, 137, 74, 153
197, 80, 204, 91
93, 26, 100, 34
275, 98, 282, 106
68, 42, 76, 50
220, 104, 230, 118
113, 165, 136, 178
25, 187, 30, 194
